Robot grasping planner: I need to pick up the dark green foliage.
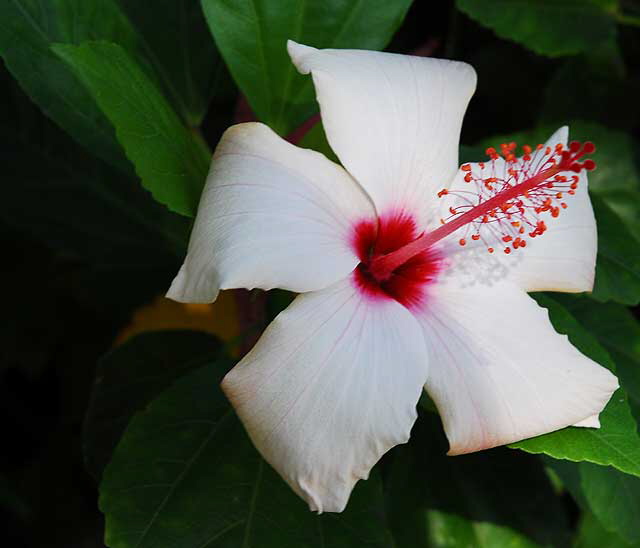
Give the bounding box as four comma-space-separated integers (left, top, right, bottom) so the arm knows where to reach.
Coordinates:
457, 0, 617, 57
201, 0, 413, 135
591, 197, 640, 305
83, 330, 226, 479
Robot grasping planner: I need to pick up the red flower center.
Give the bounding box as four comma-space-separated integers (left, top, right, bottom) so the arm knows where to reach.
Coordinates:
351, 212, 442, 309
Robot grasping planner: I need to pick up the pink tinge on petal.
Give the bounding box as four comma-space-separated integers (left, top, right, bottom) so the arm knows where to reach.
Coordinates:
350, 211, 443, 309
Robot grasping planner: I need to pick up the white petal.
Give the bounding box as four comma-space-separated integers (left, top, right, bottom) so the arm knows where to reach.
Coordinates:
416, 281, 618, 455
574, 414, 600, 428
288, 41, 477, 229
222, 278, 428, 512
441, 126, 597, 293
167, 123, 374, 302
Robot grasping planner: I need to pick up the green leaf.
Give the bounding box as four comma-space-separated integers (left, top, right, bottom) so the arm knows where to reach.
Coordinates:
426, 510, 540, 548
590, 196, 640, 306
53, 41, 211, 216
116, 0, 231, 125
456, 0, 617, 57
297, 121, 338, 162
570, 123, 640, 240
546, 456, 640, 546
575, 511, 638, 548
101, 363, 393, 548
542, 457, 589, 508
201, 0, 412, 135
581, 463, 640, 544
0, 0, 140, 170
511, 295, 640, 478
387, 414, 570, 547
598, 189, 640, 241
84, 330, 224, 480
574, 123, 640, 196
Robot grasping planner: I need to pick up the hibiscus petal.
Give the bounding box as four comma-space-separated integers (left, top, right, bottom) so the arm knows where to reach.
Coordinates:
288, 41, 477, 229
416, 281, 618, 455
443, 126, 597, 293
222, 278, 428, 512
167, 123, 374, 302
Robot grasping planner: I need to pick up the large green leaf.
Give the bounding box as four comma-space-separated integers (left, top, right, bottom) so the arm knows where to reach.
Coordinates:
54, 41, 211, 216
511, 295, 640, 478
581, 463, 640, 544
0, 0, 140, 170
201, 0, 412, 135
574, 123, 640, 195
575, 511, 639, 548
542, 457, 589, 508
426, 510, 540, 548
590, 196, 640, 306
386, 415, 570, 548
546, 457, 640, 546
116, 0, 229, 126
598, 188, 640, 242
563, 122, 640, 243
297, 120, 337, 161
101, 363, 393, 548
572, 122, 640, 240
84, 330, 224, 480
456, 0, 617, 57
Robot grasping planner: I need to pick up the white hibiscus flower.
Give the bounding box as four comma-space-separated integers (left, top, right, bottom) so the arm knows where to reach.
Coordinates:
167, 42, 618, 513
